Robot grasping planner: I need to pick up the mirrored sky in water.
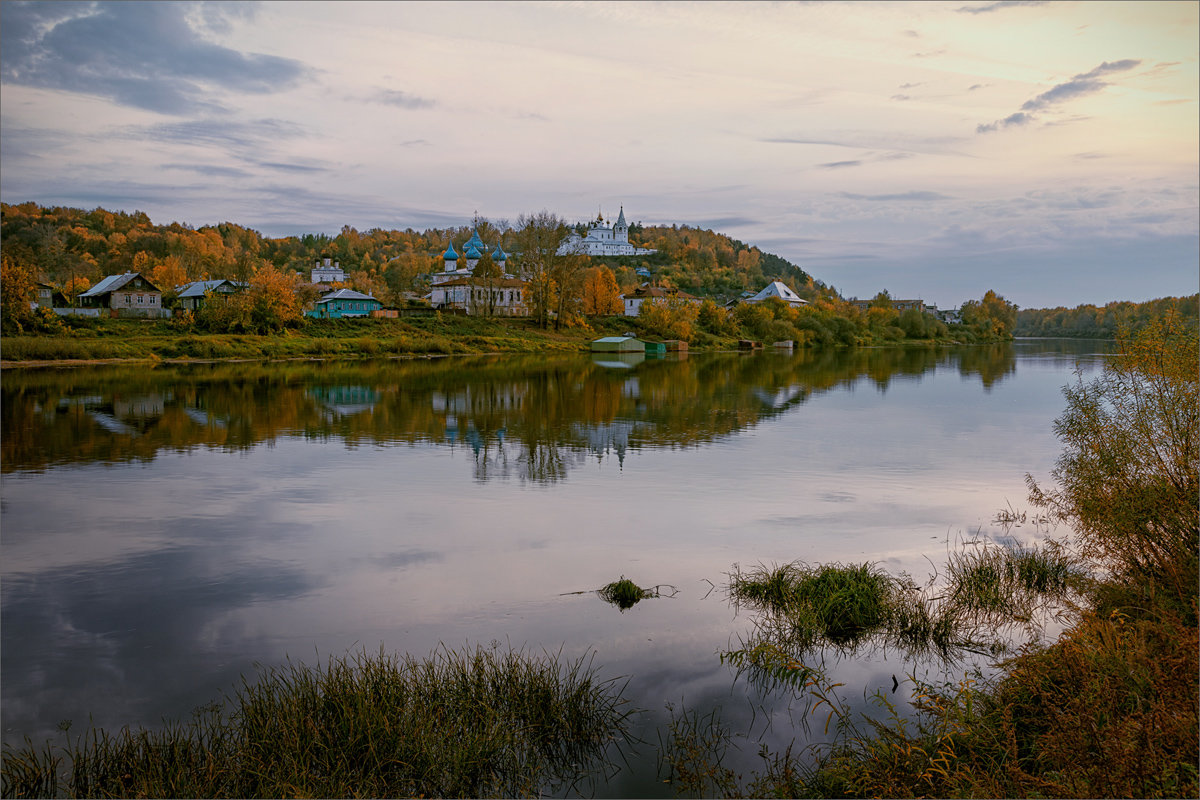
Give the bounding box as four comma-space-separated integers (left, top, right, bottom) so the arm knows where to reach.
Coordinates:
0, 341, 1113, 794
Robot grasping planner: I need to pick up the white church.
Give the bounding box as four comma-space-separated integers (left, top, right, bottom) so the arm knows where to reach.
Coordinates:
557, 207, 656, 257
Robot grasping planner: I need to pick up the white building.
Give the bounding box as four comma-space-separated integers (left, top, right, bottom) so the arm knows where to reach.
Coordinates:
311, 257, 346, 284
622, 284, 700, 317
558, 207, 656, 257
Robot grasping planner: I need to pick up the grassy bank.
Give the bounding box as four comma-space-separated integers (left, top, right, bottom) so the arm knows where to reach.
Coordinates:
0, 311, 1007, 367
1, 645, 631, 799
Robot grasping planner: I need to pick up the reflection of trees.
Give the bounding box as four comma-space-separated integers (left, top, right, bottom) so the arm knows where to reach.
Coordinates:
1, 346, 1019, 478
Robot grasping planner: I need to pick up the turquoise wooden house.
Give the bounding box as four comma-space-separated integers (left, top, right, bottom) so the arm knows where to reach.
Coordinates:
308, 289, 381, 319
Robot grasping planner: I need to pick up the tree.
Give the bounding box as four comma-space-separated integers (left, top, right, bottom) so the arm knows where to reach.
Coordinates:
1028, 312, 1198, 612
582, 266, 622, 315
150, 256, 189, 308
638, 298, 699, 341
1, 252, 37, 332
248, 265, 303, 332
960, 289, 1018, 339
470, 250, 503, 317
513, 211, 572, 329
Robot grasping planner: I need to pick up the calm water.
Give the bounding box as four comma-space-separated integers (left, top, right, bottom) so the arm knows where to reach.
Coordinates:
1, 341, 1112, 794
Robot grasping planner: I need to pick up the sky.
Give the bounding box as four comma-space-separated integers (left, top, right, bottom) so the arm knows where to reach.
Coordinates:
1, 0, 1196, 309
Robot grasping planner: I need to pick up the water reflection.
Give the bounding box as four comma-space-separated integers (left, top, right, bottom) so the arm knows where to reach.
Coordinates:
0, 340, 1114, 792
0, 343, 1079, 481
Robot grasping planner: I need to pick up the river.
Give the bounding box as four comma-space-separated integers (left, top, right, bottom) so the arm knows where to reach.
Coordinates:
0, 339, 1112, 795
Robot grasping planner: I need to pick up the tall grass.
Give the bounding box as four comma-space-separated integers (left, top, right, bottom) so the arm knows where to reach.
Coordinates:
1, 645, 631, 799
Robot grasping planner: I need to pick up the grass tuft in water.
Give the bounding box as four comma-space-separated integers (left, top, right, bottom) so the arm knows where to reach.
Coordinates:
1, 644, 631, 799
597, 576, 664, 611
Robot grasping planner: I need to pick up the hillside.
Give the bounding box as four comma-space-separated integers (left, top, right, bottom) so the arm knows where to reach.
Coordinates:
0, 202, 828, 306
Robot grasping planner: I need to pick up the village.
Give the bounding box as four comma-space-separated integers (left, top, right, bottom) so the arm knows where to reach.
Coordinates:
26, 207, 962, 328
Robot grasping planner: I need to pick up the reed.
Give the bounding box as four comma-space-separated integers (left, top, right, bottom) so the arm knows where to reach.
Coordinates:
1, 644, 631, 799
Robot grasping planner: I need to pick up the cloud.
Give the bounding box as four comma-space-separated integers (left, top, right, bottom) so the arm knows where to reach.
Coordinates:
957, 1, 1046, 14
1021, 60, 1140, 112
820, 160, 863, 169
694, 215, 759, 229
978, 59, 1141, 133
0, 1, 310, 114
373, 89, 436, 110
976, 111, 1033, 133
891, 94, 911, 101
163, 163, 253, 178
967, 83, 987, 91
899, 83, 922, 89
839, 191, 953, 201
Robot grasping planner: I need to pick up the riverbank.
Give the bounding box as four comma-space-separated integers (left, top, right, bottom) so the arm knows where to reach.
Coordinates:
0, 314, 1000, 368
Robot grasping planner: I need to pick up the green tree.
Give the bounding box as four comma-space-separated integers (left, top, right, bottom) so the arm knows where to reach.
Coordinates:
1028, 313, 1199, 612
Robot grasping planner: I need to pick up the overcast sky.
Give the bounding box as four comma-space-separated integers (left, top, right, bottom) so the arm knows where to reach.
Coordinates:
1, 1, 1196, 308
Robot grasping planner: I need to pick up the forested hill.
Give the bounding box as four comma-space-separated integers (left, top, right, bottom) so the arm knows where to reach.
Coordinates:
0, 202, 830, 304
617, 223, 837, 301
1016, 296, 1199, 338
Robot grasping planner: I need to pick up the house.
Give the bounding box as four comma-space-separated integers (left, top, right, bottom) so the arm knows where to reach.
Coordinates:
848, 298, 927, 314
742, 281, 808, 308
33, 282, 61, 309
430, 277, 528, 316
621, 284, 700, 317
558, 207, 656, 257
591, 335, 645, 353
175, 279, 246, 311
77, 272, 166, 318
307, 288, 382, 319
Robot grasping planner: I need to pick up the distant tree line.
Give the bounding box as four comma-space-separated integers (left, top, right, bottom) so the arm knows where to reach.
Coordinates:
1016, 296, 1199, 338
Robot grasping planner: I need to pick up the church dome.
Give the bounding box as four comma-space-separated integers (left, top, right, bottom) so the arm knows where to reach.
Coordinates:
492, 244, 507, 261
465, 245, 483, 260
443, 241, 459, 260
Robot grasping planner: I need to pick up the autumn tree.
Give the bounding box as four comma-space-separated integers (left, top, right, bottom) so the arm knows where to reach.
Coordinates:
513, 211, 572, 329
960, 289, 1018, 339
582, 266, 622, 315
0, 252, 37, 332
150, 256, 189, 308
639, 298, 700, 341
1028, 312, 1198, 613
470, 250, 503, 316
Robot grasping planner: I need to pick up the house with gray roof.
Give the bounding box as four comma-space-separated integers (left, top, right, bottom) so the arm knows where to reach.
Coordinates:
743, 281, 808, 308
78, 272, 166, 318
307, 288, 381, 319
176, 279, 247, 310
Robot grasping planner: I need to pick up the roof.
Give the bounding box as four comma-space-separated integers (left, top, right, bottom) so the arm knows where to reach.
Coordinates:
79, 272, 161, 297
465, 245, 483, 259
318, 288, 378, 302
176, 279, 245, 298
616, 206, 627, 228
491, 244, 507, 260
443, 240, 458, 260
748, 281, 807, 305
624, 284, 697, 300
436, 277, 526, 288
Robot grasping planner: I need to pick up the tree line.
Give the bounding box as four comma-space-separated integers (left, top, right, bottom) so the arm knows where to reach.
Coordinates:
1016, 295, 1199, 338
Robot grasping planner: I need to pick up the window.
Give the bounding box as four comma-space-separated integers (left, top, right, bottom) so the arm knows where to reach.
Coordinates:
137, 295, 144, 304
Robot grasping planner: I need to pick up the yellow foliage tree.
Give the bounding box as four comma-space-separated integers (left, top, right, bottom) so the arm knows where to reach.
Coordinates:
582, 266, 622, 315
